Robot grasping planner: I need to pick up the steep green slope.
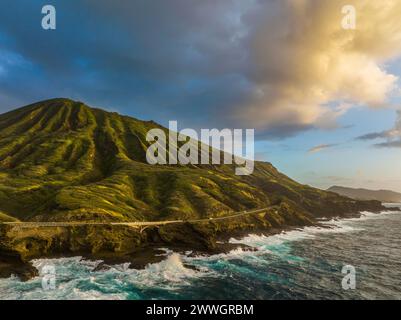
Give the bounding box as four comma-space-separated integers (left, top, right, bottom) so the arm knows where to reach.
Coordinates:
0, 211, 19, 222
0, 98, 382, 222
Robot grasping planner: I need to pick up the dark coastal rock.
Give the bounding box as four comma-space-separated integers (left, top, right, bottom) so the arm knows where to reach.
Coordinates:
0, 200, 387, 280
0, 98, 388, 280
0, 254, 38, 281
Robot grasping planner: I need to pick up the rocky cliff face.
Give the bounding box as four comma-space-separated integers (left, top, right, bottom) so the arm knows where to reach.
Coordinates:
0, 200, 385, 280
0, 98, 384, 223
0, 204, 308, 261
0, 98, 386, 279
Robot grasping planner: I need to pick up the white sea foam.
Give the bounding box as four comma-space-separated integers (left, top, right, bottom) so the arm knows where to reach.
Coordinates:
183, 209, 401, 264
131, 253, 208, 287
229, 209, 401, 250
1, 208, 400, 300
186, 246, 271, 263
383, 203, 401, 208
0, 252, 213, 300
229, 223, 356, 249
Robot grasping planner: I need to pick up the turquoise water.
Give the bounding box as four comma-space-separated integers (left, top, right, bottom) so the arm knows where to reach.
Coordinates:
1, 206, 400, 300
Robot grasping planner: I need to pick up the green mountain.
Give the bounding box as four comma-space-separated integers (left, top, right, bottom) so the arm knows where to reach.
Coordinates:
328, 186, 401, 203
0, 98, 382, 223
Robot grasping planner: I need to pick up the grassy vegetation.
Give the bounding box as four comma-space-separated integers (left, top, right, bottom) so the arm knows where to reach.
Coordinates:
0, 211, 19, 222
0, 98, 375, 222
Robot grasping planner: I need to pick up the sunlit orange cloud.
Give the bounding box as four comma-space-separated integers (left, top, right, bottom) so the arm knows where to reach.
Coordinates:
233, 0, 401, 133
308, 144, 337, 154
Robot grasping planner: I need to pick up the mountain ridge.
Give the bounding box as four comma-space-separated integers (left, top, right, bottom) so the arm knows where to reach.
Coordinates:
0, 98, 384, 222
328, 186, 401, 203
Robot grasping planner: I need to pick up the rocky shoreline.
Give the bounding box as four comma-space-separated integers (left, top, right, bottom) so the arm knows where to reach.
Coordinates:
0, 201, 390, 281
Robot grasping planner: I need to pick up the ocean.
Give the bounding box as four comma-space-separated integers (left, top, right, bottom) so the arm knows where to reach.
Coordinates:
1, 205, 400, 300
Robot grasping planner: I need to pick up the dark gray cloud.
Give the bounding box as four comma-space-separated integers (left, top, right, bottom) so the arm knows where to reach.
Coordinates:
374, 140, 401, 148
1, 0, 400, 139
356, 110, 401, 148
0, 0, 256, 129
357, 132, 389, 140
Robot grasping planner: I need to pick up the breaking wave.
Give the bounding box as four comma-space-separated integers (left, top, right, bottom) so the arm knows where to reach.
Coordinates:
1, 206, 400, 300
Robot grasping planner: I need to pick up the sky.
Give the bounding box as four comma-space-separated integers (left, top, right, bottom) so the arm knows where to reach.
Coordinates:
1, 0, 401, 191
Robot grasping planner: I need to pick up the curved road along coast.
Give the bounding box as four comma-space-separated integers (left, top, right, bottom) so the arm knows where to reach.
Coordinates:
0, 207, 278, 229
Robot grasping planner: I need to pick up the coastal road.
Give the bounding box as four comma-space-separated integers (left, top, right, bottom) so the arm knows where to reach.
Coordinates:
0, 206, 277, 229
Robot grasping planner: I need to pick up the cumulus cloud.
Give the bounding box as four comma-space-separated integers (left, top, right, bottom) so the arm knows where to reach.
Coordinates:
0, 0, 255, 122
232, 0, 401, 137
0, 0, 401, 139
308, 143, 337, 154
357, 110, 401, 148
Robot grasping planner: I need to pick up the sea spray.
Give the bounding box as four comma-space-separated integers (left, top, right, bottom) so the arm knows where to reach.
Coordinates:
0, 208, 400, 300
